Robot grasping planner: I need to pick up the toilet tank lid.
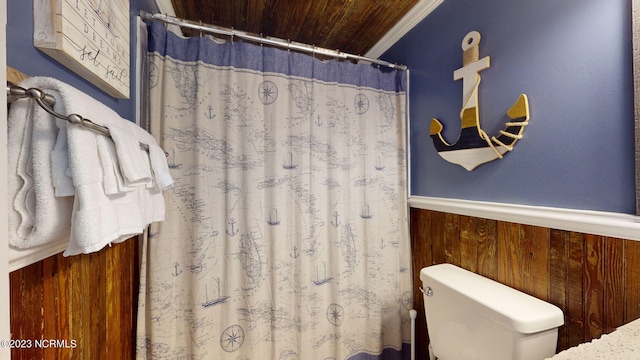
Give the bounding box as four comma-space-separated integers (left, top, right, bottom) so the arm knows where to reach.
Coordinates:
420, 264, 564, 334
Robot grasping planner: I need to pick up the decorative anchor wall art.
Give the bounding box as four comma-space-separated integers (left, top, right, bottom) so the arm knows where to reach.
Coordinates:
429, 31, 530, 171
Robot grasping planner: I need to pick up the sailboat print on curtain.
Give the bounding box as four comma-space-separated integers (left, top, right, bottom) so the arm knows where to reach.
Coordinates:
137, 21, 412, 360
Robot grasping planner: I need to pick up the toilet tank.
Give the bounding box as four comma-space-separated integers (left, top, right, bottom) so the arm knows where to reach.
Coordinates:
420, 264, 564, 360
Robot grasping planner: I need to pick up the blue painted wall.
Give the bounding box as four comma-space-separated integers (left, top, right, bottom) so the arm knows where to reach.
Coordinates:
383, 0, 635, 214
7, 0, 159, 120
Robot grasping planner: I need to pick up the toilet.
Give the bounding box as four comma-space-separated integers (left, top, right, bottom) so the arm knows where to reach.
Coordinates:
420, 263, 564, 360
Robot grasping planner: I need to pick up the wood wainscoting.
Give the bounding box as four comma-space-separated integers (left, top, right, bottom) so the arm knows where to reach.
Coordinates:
410, 207, 640, 359
9, 238, 139, 360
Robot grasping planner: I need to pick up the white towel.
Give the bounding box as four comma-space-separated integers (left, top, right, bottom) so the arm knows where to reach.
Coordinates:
97, 135, 136, 195
7, 78, 73, 248
108, 126, 153, 186
40, 77, 171, 256
51, 114, 75, 197
8, 76, 172, 255
109, 120, 174, 190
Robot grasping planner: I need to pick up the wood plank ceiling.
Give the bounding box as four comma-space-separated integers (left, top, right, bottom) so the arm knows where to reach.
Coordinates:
170, 0, 419, 56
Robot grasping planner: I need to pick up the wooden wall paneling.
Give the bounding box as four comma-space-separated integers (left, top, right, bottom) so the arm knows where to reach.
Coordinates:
625, 239, 640, 323
526, 225, 550, 300
549, 228, 569, 351
476, 217, 498, 280
45, 255, 70, 360
564, 232, 584, 348
410, 208, 432, 266
496, 221, 520, 289
69, 255, 89, 358
430, 210, 447, 264
459, 215, 478, 272
10, 238, 139, 360
106, 247, 118, 358
409, 208, 430, 357
41, 258, 57, 360
443, 213, 460, 266
583, 234, 604, 341
604, 237, 625, 333
10, 262, 45, 360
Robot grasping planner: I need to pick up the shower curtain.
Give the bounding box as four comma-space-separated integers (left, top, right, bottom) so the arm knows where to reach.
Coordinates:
136, 22, 412, 360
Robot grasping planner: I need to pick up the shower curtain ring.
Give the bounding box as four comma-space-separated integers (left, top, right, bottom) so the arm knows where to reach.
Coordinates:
198, 20, 203, 37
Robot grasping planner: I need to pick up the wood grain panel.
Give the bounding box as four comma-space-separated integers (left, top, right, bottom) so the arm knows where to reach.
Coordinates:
566, 232, 584, 348
476, 217, 498, 280
459, 215, 478, 272
625, 240, 640, 322
604, 237, 625, 333
583, 234, 604, 341
443, 213, 460, 266
170, 0, 419, 56
409, 208, 431, 356
549, 228, 569, 351
10, 238, 139, 360
410, 208, 640, 360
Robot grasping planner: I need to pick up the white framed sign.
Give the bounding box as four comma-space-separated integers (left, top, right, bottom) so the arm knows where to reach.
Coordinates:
34, 0, 131, 98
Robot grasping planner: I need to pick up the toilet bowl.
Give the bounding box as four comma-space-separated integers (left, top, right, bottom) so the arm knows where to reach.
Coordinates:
420, 263, 564, 360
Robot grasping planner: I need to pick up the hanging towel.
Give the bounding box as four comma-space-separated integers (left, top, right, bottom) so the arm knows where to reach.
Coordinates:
96, 135, 137, 195
35, 77, 172, 256
8, 78, 73, 248
8, 76, 173, 255
51, 114, 75, 197
108, 126, 153, 186
108, 119, 174, 190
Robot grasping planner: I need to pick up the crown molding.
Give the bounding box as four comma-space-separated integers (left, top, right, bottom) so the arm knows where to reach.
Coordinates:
154, 0, 176, 16
365, 0, 443, 60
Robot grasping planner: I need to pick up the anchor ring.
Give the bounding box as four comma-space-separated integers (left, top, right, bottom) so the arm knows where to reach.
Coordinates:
462, 31, 481, 50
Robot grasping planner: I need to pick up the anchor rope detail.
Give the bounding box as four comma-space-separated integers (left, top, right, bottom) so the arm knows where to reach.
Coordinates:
428, 30, 531, 171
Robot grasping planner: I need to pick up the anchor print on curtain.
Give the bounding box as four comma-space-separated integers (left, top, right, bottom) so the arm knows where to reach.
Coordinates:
136, 22, 412, 359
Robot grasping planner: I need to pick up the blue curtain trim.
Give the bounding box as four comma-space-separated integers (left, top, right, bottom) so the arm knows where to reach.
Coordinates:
147, 22, 406, 93
346, 343, 412, 360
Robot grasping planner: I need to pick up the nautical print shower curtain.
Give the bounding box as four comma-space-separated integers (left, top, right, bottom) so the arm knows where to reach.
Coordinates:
136, 22, 412, 360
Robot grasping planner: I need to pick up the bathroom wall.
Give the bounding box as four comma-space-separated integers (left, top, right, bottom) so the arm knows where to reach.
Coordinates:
384, 0, 635, 214
7, 0, 159, 120
6, 1, 157, 359
411, 207, 640, 359
382, 1, 640, 356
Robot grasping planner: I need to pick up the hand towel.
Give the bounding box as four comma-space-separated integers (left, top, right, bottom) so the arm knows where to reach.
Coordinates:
108, 120, 174, 190
97, 135, 136, 195
51, 115, 75, 197
7, 78, 73, 248
108, 126, 153, 185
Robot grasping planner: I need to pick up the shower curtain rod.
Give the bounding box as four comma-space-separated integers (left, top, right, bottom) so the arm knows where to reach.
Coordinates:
139, 11, 407, 71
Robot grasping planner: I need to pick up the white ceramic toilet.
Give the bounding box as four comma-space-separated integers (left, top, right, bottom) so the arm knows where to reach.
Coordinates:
420, 263, 564, 360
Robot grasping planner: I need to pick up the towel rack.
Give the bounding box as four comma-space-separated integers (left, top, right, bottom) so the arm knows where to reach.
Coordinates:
6, 84, 150, 151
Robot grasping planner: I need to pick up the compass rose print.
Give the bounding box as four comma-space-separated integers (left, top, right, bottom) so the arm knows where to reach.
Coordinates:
354, 93, 369, 115
258, 80, 278, 104
401, 291, 413, 310
326, 303, 344, 326
220, 325, 245, 352
148, 62, 159, 88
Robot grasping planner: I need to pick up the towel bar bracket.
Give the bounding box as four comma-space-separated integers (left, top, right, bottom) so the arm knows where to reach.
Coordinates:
6, 84, 149, 151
